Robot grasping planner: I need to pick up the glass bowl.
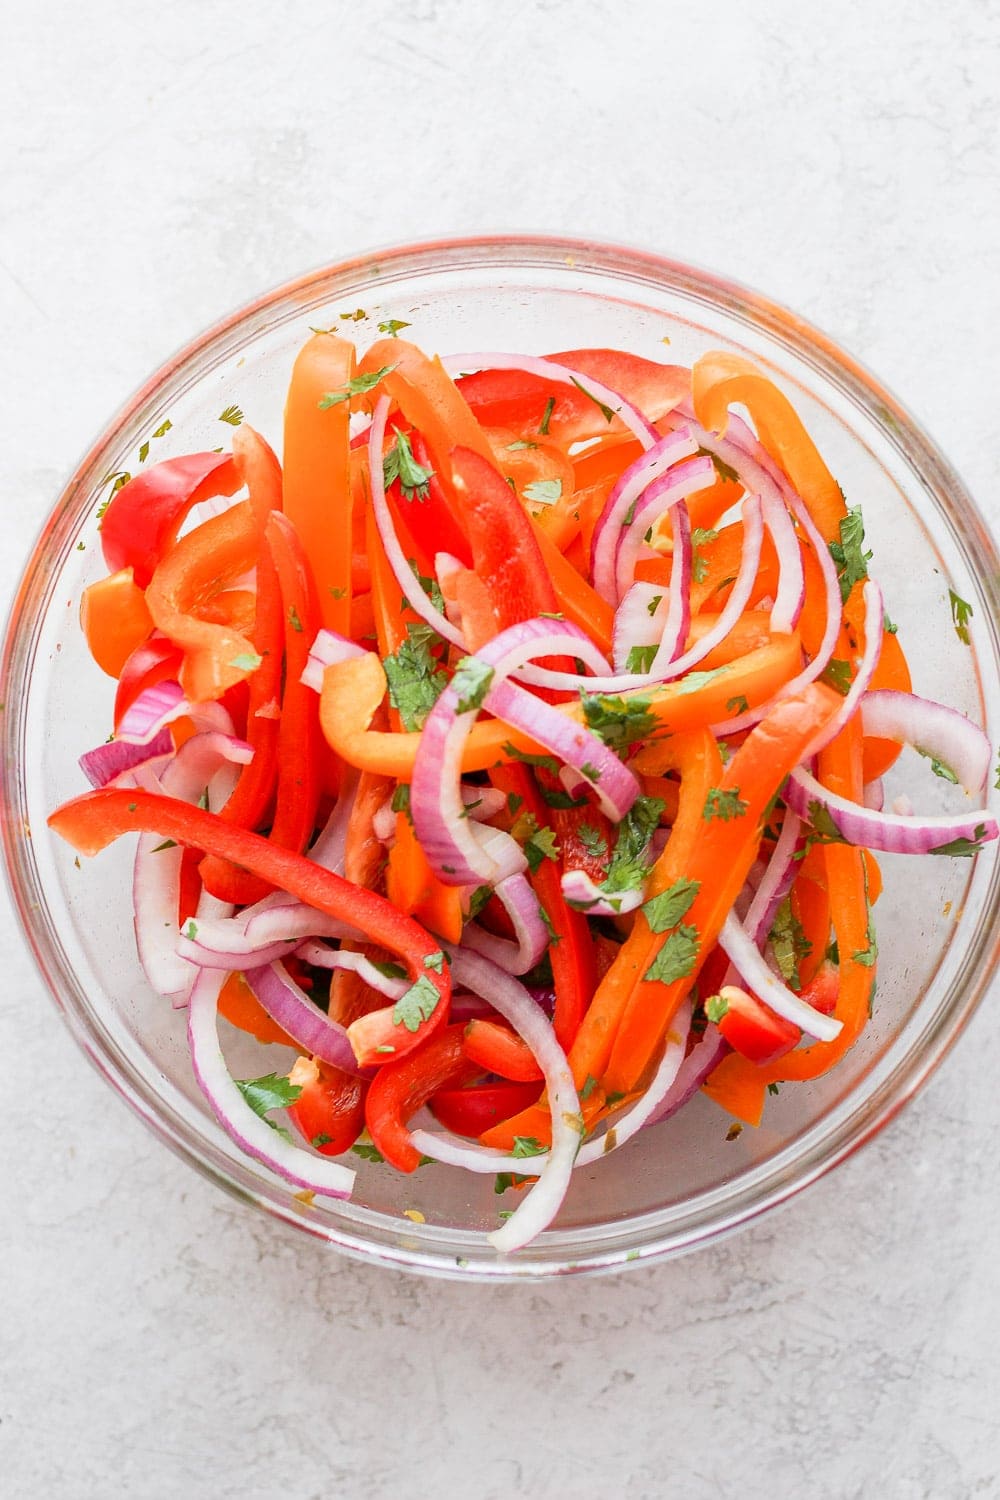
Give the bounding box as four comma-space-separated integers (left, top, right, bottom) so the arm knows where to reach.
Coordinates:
3, 235, 998, 1280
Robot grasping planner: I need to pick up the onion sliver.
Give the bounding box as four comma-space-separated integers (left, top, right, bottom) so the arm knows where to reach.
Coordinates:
860, 689, 993, 794
244, 961, 367, 1075
461, 872, 549, 974
719, 912, 843, 1042
79, 730, 174, 788
187, 968, 355, 1199
784, 767, 1000, 855
301, 629, 366, 693
575, 998, 692, 1165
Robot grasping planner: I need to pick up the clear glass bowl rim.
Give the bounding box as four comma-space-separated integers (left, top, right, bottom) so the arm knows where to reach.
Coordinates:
3, 232, 998, 1281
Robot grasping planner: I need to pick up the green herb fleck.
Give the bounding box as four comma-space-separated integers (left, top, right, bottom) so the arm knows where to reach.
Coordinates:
770, 896, 812, 991
392, 973, 442, 1032
703, 787, 749, 822
643, 878, 700, 933
451, 656, 495, 714
645, 925, 700, 985
234, 1072, 302, 1143
828, 506, 872, 602
391, 783, 411, 816
625, 644, 658, 674
383, 427, 434, 501
580, 692, 658, 752
318, 365, 396, 409
948, 588, 973, 645
691, 527, 718, 584
705, 993, 729, 1023
219, 404, 244, 426
538, 396, 555, 435
287, 604, 303, 633
523, 478, 562, 506
726, 694, 750, 715
501, 743, 560, 775
580, 1074, 599, 1101
229, 652, 262, 672
928, 824, 988, 858
578, 824, 609, 861
423, 950, 445, 973
151, 839, 178, 853
351, 1139, 386, 1163
511, 1136, 548, 1159
378, 319, 410, 337
569, 375, 615, 424
383, 623, 449, 731
821, 657, 853, 696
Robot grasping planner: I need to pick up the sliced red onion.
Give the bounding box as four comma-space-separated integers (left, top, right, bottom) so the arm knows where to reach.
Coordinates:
133, 732, 253, 1001
461, 872, 549, 974
308, 768, 360, 874
719, 912, 843, 1042
79, 730, 174, 788
785, 767, 1000, 855
612, 581, 677, 677
244, 962, 368, 1075
613, 454, 715, 602
590, 427, 699, 600
294, 941, 411, 999
644, 1023, 729, 1126
301, 629, 367, 693
412, 618, 637, 885
802, 579, 883, 759
367, 395, 466, 648
372, 798, 398, 845
242, 902, 355, 947
892, 794, 915, 817
575, 998, 693, 1165
408, 946, 580, 1252
187, 968, 355, 1199
864, 778, 885, 812
560, 868, 646, 917
860, 689, 992, 794
116, 681, 236, 745
762, 491, 806, 633
176, 914, 304, 971
742, 810, 801, 949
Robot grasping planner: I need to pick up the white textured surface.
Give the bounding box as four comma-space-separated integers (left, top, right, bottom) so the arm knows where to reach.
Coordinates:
2, 3, 999, 1496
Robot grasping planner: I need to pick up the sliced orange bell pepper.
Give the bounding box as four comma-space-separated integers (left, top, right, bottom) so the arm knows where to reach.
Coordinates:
80, 567, 154, 677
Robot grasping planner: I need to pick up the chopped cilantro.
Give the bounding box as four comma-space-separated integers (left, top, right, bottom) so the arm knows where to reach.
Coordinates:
828, 506, 872, 602
523, 478, 562, 505
769, 896, 812, 992
691, 527, 718, 584
915, 747, 959, 784
524, 822, 560, 874
494, 1172, 531, 1195
423, 950, 445, 972
506, 792, 524, 815
805, 799, 845, 845
705, 994, 729, 1023
371, 959, 407, 980
318, 364, 396, 409
677, 667, 725, 695
928, 824, 988, 857
580, 1074, 599, 1101
703, 787, 749, 821
184, 920, 198, 939
151, 839, 177, 853
229, 651, 262, 672
218, 404, 244, 426
821, 657, 853, 696
287, 604, 303, 633
577, 823, 608, 860
351, 1139, 386, 1163
234, 1072, 302, 1142
696, 446, 740, 485
511, 1136, 548, 1159
726, 694, 749, 715
383, 427, 434, 501
569, 375, 615, 424
646, 593, 663, 616
580, 692, 658, 751
767, 1082, 781, 1097
392, 973, 442, 1032
311, 1133, 334, 1148
383, 623, 448, 731
467, 885, 493, 919
948, 588, 973, 645
377, 318, 410, 337
643, 877, 700, 933
538, 396, 555, 435
451, 656, 495, 714
644, 925, 700, 985
600, 795, 666, 896
391, 783, 411, 816
501, 742, 560, 775
625, 644, 658, 674
539, 786, 587, 810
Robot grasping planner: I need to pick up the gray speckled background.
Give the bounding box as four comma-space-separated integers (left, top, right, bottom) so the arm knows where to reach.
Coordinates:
2, 3, 998, 1496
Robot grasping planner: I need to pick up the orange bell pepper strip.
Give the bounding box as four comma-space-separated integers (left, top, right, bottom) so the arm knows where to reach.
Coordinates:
692, 352, 846, 543
318, 633, 804, 780
80, 568, 154, 677
789, 841, 831, 990
601, 682, 842, 1100
386, 811, 465, 945
283, 331, 355, 634
481, 728, 722, 1150
145, 500, 262, 703
48, 789, 451, 1066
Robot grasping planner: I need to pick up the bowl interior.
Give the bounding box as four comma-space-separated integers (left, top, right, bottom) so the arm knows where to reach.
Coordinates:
4, 237, 999, 1277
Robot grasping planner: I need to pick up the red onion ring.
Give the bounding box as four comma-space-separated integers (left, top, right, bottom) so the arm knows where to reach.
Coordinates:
244, 961, 370, 1075
860, 689, 992, 793
784, 767, 999, 855
718, 912, 843, 1042
461, 872, 549, 974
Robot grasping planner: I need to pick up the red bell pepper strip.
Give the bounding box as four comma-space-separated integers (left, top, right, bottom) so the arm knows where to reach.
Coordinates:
463, 1019, 544, 1083
47, 789, 451, 1065
287, 1061, 366, 1158
448, 445, 559, 624
404, 430, 474, 568
430, 1078, 543, 1137
706, 985, 802, 1065
283, 332, 355, 634
100, 452, 241, 588
364, 1025, 479, 1172
113, 635, 184, 732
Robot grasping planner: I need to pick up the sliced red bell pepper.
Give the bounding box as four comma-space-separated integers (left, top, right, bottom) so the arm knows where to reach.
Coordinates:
364, 1024, 479, 1171
48, 788, 451, 1065
706, 985, 802, 1065
100, 452, 241, 588
113, 634, 184, 732
450, 445, 559, 623
462, 1019, 544, 1083
287, 1061, 366, 1157
430, 1078, 543, 1137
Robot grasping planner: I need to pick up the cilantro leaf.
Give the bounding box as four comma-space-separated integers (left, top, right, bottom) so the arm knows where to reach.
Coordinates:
914, 746, 959, 784
501, 742, 560, 775
511, 811, 561, 874
378, 319, 411, 337
821, 658, 853, 696
523, 478, 562, 505
391, 783, 411, 816
511, 1136, 548, 1159
625, 644, 658, 674
703, 787, 749, 821
351, 1139, 386, 1163
569, 375, 615, 424
805, 799, 845, 844
494, 1172, 531, 1194
726, 694, 749, 715
928, 824, 988, 857
676, 667, 726, 696
580, 1074, 599, 1101
828, 506, 872, 603
451, 656, 495, 714
538, 396, 556, 435
602, 795, 666, 895
423, 950, 445, 972
383, 428, 434, 501
219, 404, 244, 426
228, 651, 262, 672
318, 365, 396, 409
580, 692, 658, 752
577, 823, 608, 861
287, 604, 303, 633
948, 588, 973, 645
467, 885, 494, 919
383, 623, 448, 731
643, 877, 701, 933
392, 973, 443, 1032
644, 925, 700, 985
705, 993, 729, 1023
646, 593, 663, 617
691, 526, 718, 585
235, 1072, 302, 1142
769, 895, 812, 991
696, 446, 740, 485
